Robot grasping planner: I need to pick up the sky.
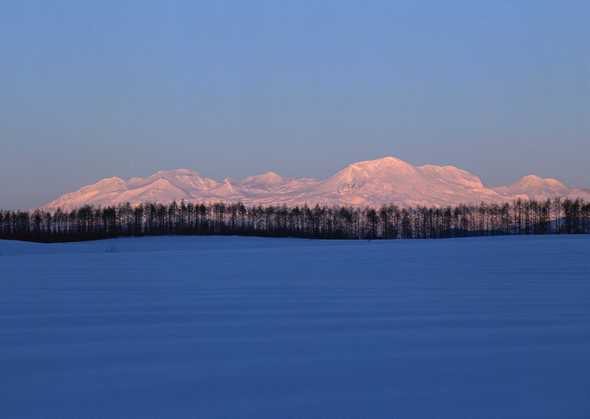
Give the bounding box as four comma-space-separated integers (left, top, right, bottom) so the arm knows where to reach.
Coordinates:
1, 0, 588, 209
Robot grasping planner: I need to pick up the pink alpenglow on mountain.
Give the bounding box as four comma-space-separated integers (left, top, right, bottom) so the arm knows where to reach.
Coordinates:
43, 157, 590, 210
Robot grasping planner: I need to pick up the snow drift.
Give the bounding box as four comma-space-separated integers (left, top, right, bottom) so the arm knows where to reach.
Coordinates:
2, 235, 590, 418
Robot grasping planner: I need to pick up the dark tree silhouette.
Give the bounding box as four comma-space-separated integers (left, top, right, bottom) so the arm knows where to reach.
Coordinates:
0, 198, 589, 243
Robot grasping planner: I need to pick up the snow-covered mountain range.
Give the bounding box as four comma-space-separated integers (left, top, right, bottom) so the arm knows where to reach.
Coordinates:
43, 157, 590, 210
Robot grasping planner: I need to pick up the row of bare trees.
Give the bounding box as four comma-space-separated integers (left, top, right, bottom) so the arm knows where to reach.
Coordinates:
1, 198, 589, 242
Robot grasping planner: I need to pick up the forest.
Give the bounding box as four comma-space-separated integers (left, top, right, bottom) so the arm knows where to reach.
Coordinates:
1, 198, 589, 242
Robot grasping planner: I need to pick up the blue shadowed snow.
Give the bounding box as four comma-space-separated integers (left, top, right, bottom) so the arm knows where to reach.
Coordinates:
1, 235, 590, 418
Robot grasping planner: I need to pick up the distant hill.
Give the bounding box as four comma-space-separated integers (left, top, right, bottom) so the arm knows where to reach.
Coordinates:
42, 157, 590, 210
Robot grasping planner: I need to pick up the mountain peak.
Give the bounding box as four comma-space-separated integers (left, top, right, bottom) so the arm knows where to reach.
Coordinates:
257, 171, 283, 181
41, 158, 590, 211
492, 174, 572, 201
350, 156, 413, 170
240, 171, 285, 188
152, 168, 200, 178
517, 175, 565, 188
84, 176, 127, 192
96, 176, 126, 185
334, 157, 417, 182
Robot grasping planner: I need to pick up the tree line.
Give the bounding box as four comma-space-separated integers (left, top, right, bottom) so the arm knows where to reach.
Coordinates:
1, 198, 589, 242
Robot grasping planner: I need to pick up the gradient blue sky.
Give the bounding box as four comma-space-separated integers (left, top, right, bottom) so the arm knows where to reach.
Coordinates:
1, 0, 588, 209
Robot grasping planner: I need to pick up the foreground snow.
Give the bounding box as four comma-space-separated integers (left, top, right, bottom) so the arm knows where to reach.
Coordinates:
1, 235, 589, 418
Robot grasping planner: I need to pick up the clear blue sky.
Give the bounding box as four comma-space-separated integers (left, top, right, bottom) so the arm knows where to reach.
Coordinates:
1, 0, 588, 209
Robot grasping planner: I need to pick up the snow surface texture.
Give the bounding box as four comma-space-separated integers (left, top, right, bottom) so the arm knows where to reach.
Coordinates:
1, 235, 590, 418
42, 156, 590, 210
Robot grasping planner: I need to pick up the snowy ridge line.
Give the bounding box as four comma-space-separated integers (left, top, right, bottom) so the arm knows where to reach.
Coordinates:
42, 156, 590, 211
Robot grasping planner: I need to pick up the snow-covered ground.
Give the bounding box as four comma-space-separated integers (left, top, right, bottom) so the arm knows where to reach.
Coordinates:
1, 235, 589, 418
